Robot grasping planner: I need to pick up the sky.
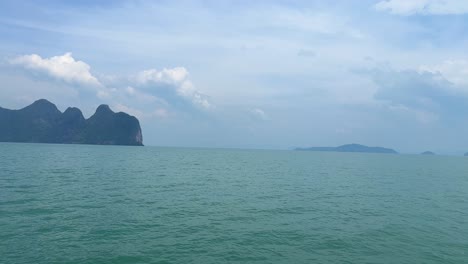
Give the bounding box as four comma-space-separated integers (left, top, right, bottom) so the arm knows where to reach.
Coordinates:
1, 0, 468, 154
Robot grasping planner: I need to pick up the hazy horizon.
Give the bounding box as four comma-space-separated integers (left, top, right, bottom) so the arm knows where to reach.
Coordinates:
1, 0, 468, 154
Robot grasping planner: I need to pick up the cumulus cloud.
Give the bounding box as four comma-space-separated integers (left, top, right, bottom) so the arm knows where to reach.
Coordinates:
375, 0, 468, 15
136, 67, 211, 109
9, 53, 102, 87
7, 52, 213, 117
420, 60, 468, 89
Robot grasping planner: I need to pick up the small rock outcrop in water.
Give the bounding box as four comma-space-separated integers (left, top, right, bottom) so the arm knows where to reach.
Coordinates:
421, 151, 435, 155
295, 143, 398, 154
0, 99, 143, 146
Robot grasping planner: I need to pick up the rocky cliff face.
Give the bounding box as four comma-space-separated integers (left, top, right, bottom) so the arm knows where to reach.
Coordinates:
0, 99, 143, 146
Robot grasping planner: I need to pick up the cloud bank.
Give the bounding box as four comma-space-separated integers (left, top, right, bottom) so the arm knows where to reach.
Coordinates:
8, 53, 212, 116
364, 65, 468, 124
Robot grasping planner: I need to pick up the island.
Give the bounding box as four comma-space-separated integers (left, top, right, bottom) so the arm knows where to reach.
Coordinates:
465, 153, 468, 157
0, 99, 143, 146
421, 151, 435, 155
295, 143, 398, 154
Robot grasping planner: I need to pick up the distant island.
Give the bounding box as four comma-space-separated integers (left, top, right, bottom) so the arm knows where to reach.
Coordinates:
295, 143, 398, 154
421, 151, 435, 155
0, 99, 143, 146
465, 153, 468, 157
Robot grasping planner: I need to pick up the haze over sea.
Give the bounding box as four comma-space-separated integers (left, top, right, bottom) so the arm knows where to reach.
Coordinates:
2, 143, 468, 263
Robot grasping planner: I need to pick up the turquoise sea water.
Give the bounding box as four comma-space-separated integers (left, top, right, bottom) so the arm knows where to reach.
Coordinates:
1, 143, 467, 264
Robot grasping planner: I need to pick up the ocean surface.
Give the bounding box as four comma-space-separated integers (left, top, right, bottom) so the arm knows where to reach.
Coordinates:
1, 143, 467, 264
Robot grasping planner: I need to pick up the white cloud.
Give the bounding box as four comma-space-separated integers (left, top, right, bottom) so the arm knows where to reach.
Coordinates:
420, 60, 468, 90
137, 67, 189, 85
250, 108, 269, 121
136, 67, 212, 109
10, 53, 102, 87
6, 52, 213, 116
375, 0, 468, 15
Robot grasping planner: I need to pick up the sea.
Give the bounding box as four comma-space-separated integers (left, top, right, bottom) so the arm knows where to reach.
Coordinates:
1, 143, 467, 264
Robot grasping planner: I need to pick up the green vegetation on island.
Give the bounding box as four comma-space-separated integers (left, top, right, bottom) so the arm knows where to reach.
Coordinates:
0, 99, 143, 146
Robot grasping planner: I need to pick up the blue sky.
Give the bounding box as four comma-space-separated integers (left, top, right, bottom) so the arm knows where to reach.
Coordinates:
1, 0, 468, 153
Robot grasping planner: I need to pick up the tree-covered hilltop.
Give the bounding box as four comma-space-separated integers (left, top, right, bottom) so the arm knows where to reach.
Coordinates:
0, 99, 143, 146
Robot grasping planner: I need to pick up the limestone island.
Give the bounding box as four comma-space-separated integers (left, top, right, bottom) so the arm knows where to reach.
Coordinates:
421, 151, 435, 155
295, 143, 398, 154
0, 99, 143, 146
